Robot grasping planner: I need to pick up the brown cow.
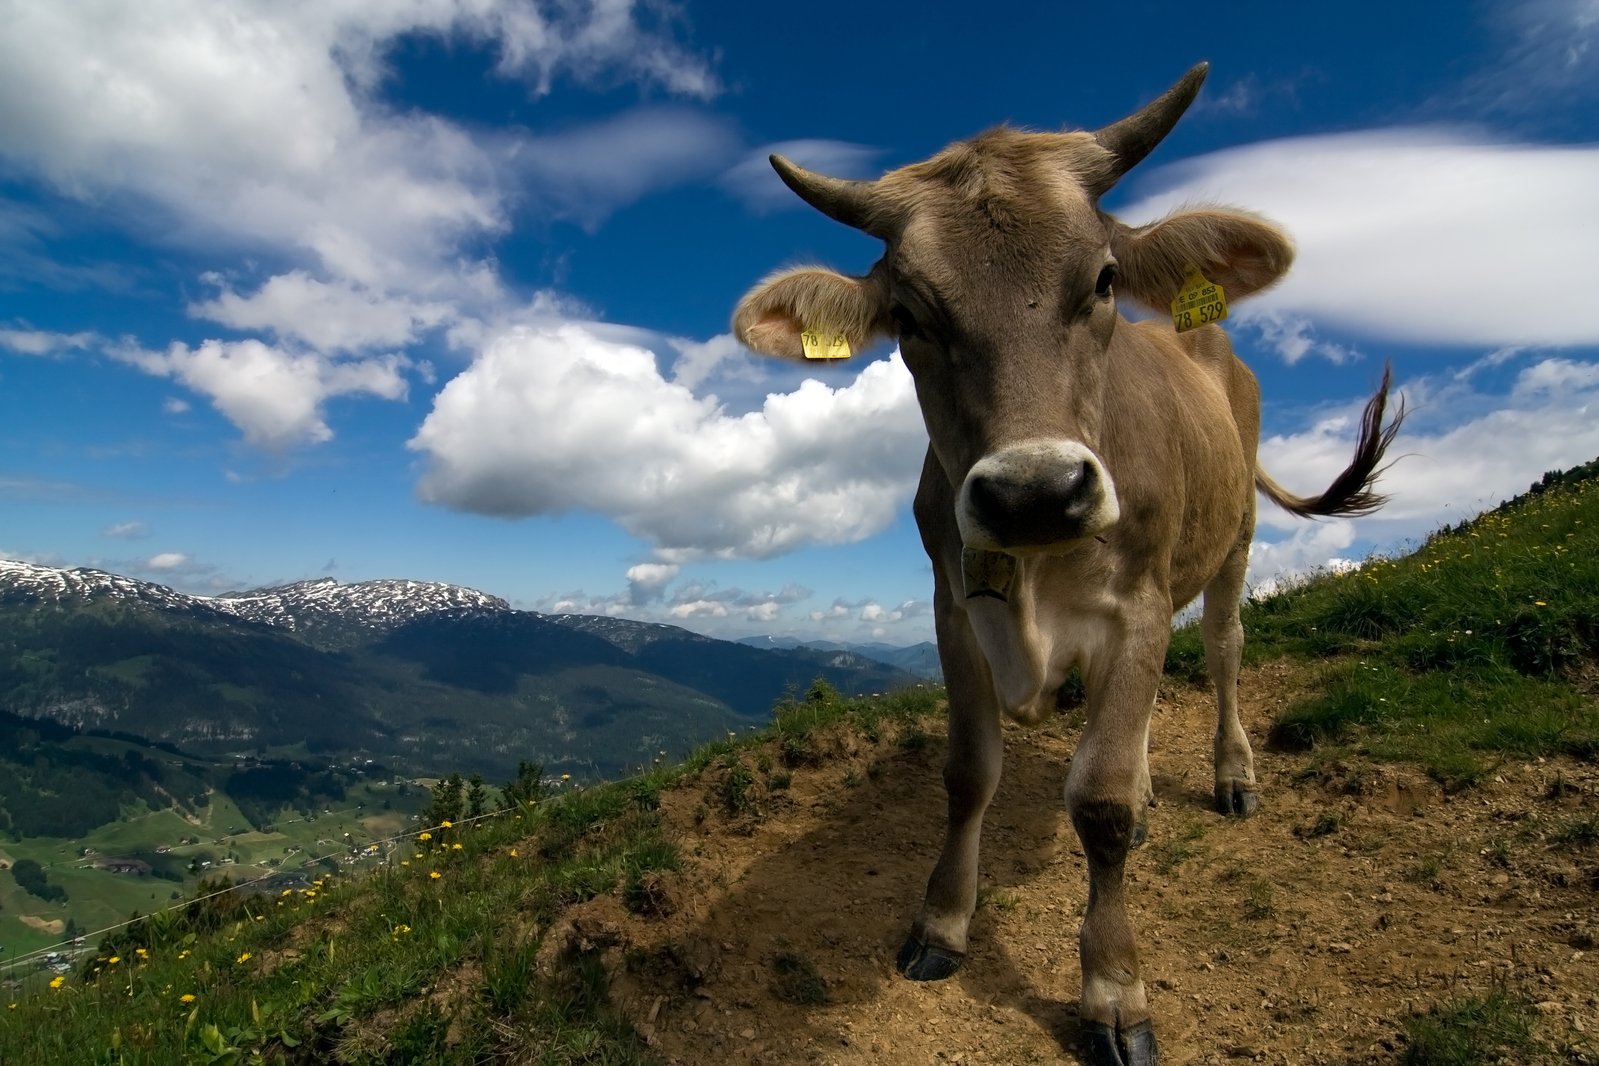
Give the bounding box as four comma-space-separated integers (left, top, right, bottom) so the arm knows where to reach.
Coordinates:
733, 64, 1400, 1065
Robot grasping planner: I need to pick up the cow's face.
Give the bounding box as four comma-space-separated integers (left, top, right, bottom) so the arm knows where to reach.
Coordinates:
734, 65, 1293, 554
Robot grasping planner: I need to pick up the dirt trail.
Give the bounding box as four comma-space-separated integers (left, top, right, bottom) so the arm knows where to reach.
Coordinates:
562, 662, 1599, 1064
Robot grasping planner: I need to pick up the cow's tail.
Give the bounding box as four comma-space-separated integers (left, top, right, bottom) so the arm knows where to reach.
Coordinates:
1256, 364, 1405, 518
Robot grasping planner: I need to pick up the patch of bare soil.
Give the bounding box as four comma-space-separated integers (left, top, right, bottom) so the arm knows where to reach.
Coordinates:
569, 662, 1599, 1064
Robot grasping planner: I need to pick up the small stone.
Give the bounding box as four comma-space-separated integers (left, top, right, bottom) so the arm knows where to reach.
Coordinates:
1329, 942, 1354, 954
739, 1028, 755, 1040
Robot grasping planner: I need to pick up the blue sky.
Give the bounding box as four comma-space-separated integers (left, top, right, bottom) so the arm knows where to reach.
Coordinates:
2, 0, 1597, 645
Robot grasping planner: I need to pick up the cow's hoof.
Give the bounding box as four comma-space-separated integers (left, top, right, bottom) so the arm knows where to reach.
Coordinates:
1084, 1018, 1158, 1066
1214, 783, 1259, 818
896, 935, 964, 981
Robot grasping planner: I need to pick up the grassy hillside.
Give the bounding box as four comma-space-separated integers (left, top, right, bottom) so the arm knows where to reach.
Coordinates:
2, 463, 1595, 1063
1167, 458, 1599, 787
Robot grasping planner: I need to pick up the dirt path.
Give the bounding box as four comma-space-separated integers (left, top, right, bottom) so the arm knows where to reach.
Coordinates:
565, 662, 1599, 1064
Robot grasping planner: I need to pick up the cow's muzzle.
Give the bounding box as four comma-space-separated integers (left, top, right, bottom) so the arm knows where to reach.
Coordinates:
956, 441, 1119, 551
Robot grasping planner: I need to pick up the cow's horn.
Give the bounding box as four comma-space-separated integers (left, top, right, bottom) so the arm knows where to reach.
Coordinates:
770, 154, 893, 238
1090, 62, 1209, 194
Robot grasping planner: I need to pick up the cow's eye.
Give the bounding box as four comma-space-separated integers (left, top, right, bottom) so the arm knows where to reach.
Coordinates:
891, 303, 923, 339
1094, 264, 1117, 299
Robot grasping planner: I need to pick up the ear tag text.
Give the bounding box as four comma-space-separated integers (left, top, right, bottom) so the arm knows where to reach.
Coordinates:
962, 547, 1017, 602
1170, 265, 1228, 333
800, 329, 852, 360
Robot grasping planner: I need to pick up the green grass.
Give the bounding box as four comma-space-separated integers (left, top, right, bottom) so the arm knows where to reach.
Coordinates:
1169, 463, 1599, 785
0, 680, 945, 1065
1402, 988, 1540, 1065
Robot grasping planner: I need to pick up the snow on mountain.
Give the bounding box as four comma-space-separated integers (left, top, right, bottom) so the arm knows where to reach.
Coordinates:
0, 559, 509, 642
0, 558, 218, 614
211, 576, 509, 635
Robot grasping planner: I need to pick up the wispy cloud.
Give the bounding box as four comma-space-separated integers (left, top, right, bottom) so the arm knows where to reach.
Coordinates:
722, 139, 885, 212
0, 326, 99, 357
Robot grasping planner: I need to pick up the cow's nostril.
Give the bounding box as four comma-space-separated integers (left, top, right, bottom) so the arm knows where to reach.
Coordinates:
966, 458, 1101, 547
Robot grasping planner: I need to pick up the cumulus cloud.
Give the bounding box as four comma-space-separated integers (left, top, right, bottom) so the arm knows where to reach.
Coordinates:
625, 562, 680, 605
116, 339, 411, 450
0, 4, 719, 287
1117, 131, 1599, 349
410, 324, 927, 559
190, 271, 452, 353
146, 552, 187, 570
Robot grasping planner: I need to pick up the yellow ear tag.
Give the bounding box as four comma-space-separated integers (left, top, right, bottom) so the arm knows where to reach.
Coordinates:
1170, 265, 1228, 333
800, 329, 852, 360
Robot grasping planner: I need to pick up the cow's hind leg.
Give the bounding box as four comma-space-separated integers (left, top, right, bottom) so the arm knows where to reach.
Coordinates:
1068, 640, 1165, 1066
899, 602, 1002, 981
1204, 526, 1257, 816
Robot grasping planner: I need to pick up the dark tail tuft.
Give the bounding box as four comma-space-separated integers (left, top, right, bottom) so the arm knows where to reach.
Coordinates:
1257, 364, 1405, 518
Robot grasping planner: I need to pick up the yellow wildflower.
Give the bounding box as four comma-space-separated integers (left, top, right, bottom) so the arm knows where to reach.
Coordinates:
430, 870, 442, 880
451, 843, 463, 851
418, 832, 432, 842
180, 994, 196, 1004
178, 950, 190, 960
509, 848, 519, 858
236, 952, 252, 965
135, 948, 149, 959
49, 976, 65, 989
441, 820, 453, 828
108, 956, 121, 965
1535, 600, 1548, 606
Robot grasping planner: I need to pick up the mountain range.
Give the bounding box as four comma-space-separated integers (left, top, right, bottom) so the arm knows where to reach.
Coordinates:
0, 560, 923, 781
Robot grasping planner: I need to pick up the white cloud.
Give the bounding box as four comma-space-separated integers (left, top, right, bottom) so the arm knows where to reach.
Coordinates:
147, 552, 187, 570
410, 324, 927, 559
722, 139, 883, 212
1241, 311, 1358, 366
116, 339, 410, 450
625, 562, 680, 605
102, 522, 148, 540
0, 2, 719, 291
162, 397, 190, 415
1118, 130, 1599, 349
516, 108, 741, 227
0, 326, 98, 357
190, 271, 452, 353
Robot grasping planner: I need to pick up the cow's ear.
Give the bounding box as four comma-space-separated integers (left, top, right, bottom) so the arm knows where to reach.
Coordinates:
1108, 207, 1294, 311
733, 267, 893, 360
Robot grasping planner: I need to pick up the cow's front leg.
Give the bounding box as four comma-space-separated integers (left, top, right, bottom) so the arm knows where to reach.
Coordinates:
899, 608, 1002, 981
1066, 645, 1164, 1066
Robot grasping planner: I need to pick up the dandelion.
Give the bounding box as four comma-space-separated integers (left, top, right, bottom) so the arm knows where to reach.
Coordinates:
178, 950, 190, 960
430, 870, 442, 880
509, 848, 519, 858
401, 860, 410, 867
561, 774, 571, 782
108, 956, 121, 966
49, 976, 65, 990
441, 820, 453, 828
1535, 600, 1548, 606
135, 948, 149, 960
180, 993, 196, 1004
451, 843, 463, 851
236, 952, 252, 965
418, 832, 432, 842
